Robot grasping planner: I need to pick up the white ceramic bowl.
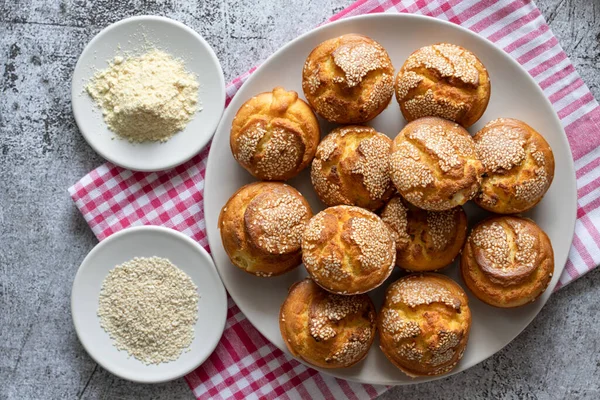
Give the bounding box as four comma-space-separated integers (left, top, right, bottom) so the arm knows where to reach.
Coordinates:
72, 16, 225, 172
203, 13, 577, 385
71, 226, 227, 383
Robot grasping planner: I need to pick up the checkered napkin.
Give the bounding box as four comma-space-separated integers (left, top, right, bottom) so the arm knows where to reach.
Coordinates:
69, 0, 600, 398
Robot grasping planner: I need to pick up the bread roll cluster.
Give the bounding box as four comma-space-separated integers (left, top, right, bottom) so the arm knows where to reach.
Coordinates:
220, 35, 556, 376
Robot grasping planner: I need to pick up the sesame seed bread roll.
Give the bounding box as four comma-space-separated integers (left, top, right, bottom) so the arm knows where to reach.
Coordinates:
460, 216, 554, 308
380, 195, 468, 272
311, 126, 394, 211
230, 87, 320, 181
473, 118, 555, 214
378, 273, 472, 377
390, 117, 484, 211
279, 278, 376, 369
301, 205, 396, 295
395, 43, 490, 128
219, 182, 313, 277
302, 34, 395, 124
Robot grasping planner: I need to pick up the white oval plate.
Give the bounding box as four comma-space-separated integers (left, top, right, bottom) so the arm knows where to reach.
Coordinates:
72, 16, 225, 172
204, 14, 577, 385
71, 226, 227, 383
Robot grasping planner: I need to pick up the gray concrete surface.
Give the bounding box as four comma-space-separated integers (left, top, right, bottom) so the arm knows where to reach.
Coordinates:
1, 0, 599, 399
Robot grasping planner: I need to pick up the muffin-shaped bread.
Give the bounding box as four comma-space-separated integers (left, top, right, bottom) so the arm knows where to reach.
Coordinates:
230, 87, 320, 181
378, 274, 471, 377
311, 126, 394, 210
390, 117, 484, 211
302, 34, 395, 124
302, 205, 395, 294
395, 43, 490, 128
460, 216, 554, 308
473, 118, 555, 214
280, 278, 376, 369
219, 182, 313, 277
380, 195, 468, 271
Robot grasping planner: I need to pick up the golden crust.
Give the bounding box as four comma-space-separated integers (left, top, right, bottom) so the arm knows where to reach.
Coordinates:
460, 216, 554, 308
380, 195, 468, 272
395, 43, 491, 128
230, 87, 320, 181
473, 118, 555, 214
311, 125, 395, 211
301, 205, 396, 294
219, 182, 313, 277
390, 117, 484, 211
302, 34, 395, 124
279, 278, 376, 369
378, 273, 471, 377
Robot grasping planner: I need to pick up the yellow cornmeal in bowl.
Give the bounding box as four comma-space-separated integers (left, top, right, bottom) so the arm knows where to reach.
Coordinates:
86, 49, 200, 143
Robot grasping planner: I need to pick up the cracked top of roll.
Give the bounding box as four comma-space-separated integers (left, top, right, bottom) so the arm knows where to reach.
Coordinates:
302, 34, 395, 124
395, 43, 490, 128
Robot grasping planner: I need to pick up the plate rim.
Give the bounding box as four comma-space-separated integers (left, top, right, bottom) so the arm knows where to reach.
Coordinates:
71, 225, 228, 383
204, 12, 577, 385
71, 15, 226, 172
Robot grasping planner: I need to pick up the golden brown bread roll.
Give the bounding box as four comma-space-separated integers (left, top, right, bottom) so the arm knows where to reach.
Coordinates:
230, 87, 320, 181
390, 117, 484, 211
460, 216, 554, 308
380, 195, 468, 272
311, 125, 394, 211
378, 273, 471, 377
473, 118, 555, 214
301, 205, 395, 294
279, 278, 376, 369
302, 34, 395, 124
219, 182, 313, 277
395, 43, 491, 128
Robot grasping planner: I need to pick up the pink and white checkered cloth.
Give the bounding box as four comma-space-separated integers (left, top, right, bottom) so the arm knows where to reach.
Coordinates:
69, 0, 600, 398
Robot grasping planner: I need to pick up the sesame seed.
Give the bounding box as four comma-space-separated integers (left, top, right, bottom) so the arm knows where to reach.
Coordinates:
97, 257, 199, 365
408, 124, 462, 172
395, 71, 423, 100
312, 127, 392, 209
397, 43, 487, 125
474, 119, 553, 210
256, 127, 302, 180
470, 218, 540, 278
302, 206, 395, 293
403, 88, 466, 122
350, 216, 394, 272
427, 209, 458, 251
352, 133, 393, 200
302, 35, 394, 123
390, 142, 435, 191
325, 329, 371, 364
381, 308, 421, 339
380, 275, 470, 376
247, 192, 311, 254
475, 124, 526, 172
390, 119, 482, 210
389, 277, 460, 309
403, 44, 479, 85
332, 42, 392, 87
380, 196, 410, 251
307, 292, 373, 365
472, 222, 511, 270
235, 122, 265, 165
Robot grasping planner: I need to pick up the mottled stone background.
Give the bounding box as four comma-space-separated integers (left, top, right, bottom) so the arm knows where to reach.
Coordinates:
1, 0, 599, 399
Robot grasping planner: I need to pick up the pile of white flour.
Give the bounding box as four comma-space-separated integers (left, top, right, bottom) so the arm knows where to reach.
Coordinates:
86, 49, 200, 143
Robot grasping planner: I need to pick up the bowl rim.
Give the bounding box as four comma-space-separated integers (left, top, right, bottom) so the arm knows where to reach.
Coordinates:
71, 15, 226, 172
71, 225, 228, 383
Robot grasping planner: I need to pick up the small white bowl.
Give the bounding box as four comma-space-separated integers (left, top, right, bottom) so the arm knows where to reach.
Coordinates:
71, 16, 225, 172
71, 226, 227, 383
